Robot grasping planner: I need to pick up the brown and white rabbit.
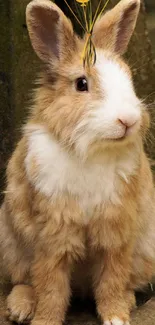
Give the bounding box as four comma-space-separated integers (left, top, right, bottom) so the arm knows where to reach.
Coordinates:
0, 0, 155, 324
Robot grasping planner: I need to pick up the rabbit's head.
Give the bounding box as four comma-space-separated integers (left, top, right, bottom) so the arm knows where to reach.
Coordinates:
26, 0, 148, 159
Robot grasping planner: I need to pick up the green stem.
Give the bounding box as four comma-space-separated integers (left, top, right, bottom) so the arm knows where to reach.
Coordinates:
98, 0, 111, 18
63, 0, 86, 31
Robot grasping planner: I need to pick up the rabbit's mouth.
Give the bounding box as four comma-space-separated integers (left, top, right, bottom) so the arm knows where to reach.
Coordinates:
105, 120, 140, 143
108, 135, 126, 142
72, 116, 141, 159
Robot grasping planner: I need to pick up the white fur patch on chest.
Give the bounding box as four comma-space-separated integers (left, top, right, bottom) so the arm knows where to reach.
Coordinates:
25, 126, 138, 222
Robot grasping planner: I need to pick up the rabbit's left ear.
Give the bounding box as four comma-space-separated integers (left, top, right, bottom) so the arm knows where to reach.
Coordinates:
92, 0, 140, 55
26, 0, 77, 64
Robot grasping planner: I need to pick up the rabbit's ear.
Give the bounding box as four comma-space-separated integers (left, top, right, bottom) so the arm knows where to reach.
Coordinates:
26, 0, 76, 63
93, 0, 140, 55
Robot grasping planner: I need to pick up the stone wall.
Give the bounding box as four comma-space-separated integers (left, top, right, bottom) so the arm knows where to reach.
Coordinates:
0, 0, 39, 201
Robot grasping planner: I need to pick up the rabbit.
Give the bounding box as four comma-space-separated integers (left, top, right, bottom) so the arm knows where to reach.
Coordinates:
0, 0, 155, 324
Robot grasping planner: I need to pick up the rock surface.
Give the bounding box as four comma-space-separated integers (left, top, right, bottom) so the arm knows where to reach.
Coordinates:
131, 298, 155, 325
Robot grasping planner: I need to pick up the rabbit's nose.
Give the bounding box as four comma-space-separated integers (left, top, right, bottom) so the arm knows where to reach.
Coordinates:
118, 118, 137, 128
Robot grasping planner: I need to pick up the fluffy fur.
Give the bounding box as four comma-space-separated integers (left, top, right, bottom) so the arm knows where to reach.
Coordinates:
0, 0, 155, 325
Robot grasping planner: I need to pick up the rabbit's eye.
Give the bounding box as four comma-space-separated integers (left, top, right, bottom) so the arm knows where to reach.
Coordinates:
76, 77, 88, 92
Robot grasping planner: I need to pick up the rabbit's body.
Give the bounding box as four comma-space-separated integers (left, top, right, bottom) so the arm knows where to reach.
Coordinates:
1, 1, 155, 324
2, 119, 155, 283
1, 126, 155, 318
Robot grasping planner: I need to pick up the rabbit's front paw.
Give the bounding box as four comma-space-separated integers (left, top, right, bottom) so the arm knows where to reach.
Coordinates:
104, 318, 130, 325
6, 284, 36, 323
98, 297, 130, 325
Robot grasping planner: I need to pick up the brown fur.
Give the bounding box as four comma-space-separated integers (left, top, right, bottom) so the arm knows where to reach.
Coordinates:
1, 1, 155, 324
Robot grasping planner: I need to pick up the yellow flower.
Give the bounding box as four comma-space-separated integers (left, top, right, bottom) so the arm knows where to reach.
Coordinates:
76, 0, 89, 7
64, 0, 110, 67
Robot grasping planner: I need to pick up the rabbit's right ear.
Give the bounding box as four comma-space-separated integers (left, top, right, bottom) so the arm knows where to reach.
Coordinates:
26, 0, 76, 64
93, 0, 140, 55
